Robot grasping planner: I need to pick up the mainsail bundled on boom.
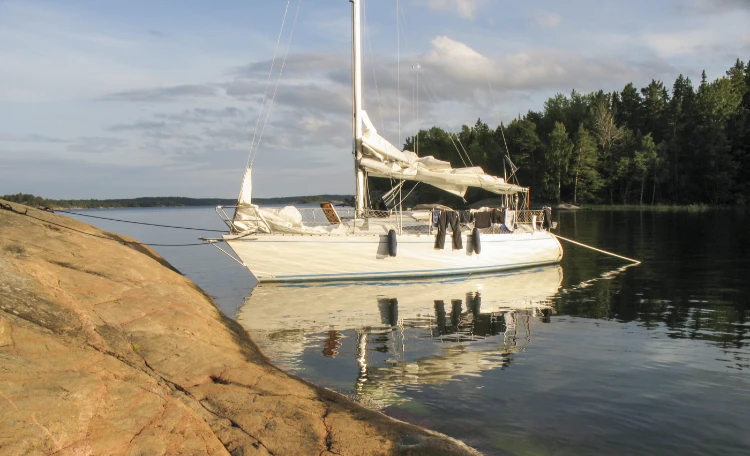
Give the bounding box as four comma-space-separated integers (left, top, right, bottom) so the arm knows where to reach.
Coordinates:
359, 111, 526, 197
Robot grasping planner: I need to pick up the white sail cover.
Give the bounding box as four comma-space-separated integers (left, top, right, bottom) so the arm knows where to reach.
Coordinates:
237, 166, 253, 205
359, 110, 526, 197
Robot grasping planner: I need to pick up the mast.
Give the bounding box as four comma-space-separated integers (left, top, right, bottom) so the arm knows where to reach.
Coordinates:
351, 0, 366, 216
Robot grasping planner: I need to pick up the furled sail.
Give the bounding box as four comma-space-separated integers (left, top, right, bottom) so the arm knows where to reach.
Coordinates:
237, 166, 253, 205
359, 110, 526, 197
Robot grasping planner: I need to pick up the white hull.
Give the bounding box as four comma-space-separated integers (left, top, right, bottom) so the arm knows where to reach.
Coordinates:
225, 230, 563, 283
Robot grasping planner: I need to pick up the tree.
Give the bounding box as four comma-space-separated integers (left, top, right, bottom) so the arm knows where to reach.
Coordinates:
614, 129, 638, 204
547, 122, 574, 202
618, 83, 643, 133
693, 76, 742, 204
633, 134, 658, 205
641, 80, 669, 144
665, 74, 695, 201
572, 125, 602, 204
591, 96, 624, 203
504, 118, 543, 190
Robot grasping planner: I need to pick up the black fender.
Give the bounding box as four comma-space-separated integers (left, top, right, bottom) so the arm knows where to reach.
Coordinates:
388, 229, 397, 257
472, 227, 481, 254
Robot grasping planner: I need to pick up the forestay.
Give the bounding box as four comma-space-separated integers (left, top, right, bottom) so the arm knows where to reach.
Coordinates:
359, 110, 527, 197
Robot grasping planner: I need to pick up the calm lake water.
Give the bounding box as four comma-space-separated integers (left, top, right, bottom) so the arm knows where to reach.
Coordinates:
66, 206, 750, 455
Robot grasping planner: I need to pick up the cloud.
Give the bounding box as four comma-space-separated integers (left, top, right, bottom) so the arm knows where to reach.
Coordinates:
533, 11, 562, 28
154, 107, 247, 123
102, 85, 220, 102
643, 27, 750, 58
67, 136, 128, 154
67, 32, 683, 170
0, 132, 66, 143
678, 0, 750, 14
232, 54, 346, 79
107, 120, 167, 132
107, 119, 207, 142
424, 0, 485, 20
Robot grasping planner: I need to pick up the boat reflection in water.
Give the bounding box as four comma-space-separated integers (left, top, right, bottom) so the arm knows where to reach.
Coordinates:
237, 265, 562, 406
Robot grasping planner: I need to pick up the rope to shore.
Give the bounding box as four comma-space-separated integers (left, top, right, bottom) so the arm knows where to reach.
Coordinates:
1, 203, 211, 247
54, 210, 226, 233
551, 233, 642, 265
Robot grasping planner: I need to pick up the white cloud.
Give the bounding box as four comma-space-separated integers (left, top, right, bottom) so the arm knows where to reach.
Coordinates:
533, 11, 562, 28
427, 36, 488, 62
425, 0, 485, 20
643, 26, 750, 58
680, 0, 750, 14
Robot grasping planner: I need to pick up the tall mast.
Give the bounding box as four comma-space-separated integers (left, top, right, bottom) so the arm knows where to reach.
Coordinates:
351, 0, 366, 216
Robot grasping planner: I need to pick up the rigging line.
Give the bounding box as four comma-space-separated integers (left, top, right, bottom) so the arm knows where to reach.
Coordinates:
486, 77, 503, 131
412, 65, 415, 150
395, 181, 419, 207
415, 65, 420, 155
421, 74, 473, 167
54, 210, 226, 233
393, 2, 410, 144
246, 0, 291, 168
487, 77, 513, 165
362, 0, 366, 112
363, 0, 387, 140
397, 0, 401, 148
251, 0, 303, 167
397, 0, 410, 41
0, 204, 209, 247
452, 128, 473, 167
418, 74, 470, 167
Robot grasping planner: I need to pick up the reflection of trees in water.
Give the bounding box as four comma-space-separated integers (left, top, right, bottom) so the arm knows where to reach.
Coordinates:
556, 210, 749, 366
554, 269, 748, 370
557, 279, 747, 350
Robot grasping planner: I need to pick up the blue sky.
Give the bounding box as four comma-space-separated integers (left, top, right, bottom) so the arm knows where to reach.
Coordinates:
1, 0, 749, 199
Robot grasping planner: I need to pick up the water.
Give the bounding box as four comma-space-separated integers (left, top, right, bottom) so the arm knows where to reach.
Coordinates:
65, 207, 750, 455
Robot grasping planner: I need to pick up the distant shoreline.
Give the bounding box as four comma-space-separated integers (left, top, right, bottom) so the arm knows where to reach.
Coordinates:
0, 193, 354, 210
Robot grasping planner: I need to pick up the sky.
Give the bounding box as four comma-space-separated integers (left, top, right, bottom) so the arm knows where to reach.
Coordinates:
1, 0, 749, 199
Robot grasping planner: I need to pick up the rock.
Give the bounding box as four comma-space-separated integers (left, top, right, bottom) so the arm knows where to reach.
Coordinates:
0, 200, 480, 456
554, 203, 581, 210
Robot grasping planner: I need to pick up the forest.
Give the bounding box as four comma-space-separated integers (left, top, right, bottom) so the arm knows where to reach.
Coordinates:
396, 58, 750, 206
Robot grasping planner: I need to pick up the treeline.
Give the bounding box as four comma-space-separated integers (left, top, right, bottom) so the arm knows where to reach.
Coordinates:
401, 58, 750, 206
1, 193, 354, 209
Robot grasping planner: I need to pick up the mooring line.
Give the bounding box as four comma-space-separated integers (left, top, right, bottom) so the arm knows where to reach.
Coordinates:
0, 203, 210, 247
551, 233, 641, 265
54, 210, 226, 233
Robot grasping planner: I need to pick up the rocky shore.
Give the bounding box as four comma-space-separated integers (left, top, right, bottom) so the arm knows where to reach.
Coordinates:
0, 201, 479, 456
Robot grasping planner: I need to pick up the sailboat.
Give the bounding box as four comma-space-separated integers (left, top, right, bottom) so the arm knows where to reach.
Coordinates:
208, 0, 563, 283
